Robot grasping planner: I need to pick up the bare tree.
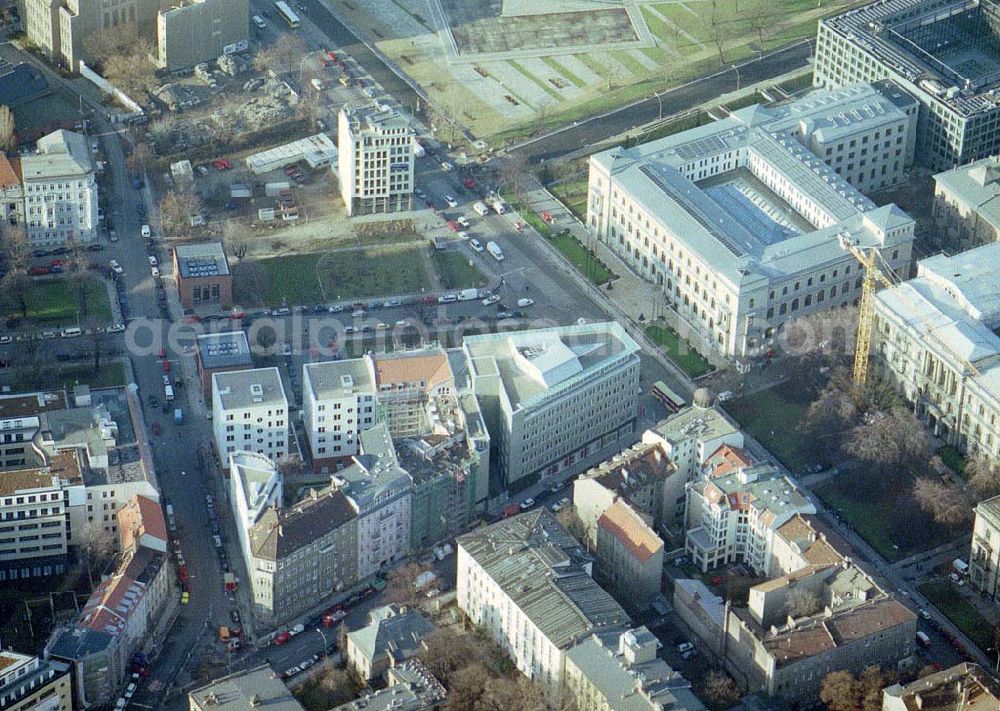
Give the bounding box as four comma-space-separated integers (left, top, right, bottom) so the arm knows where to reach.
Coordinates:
233, 261, 270, 308
842, 408, 933, 475
254, 34, 307, 77
148, 115, 177, 146
158, 189, 202, 239
78, 521, 117, 588
968, 456, 1000, 500
293, 659, 355, 710
700, 670, 741, 708
0, 105, 16, 152
0, 223, 31, 320
222, 220, 251, 261
784, 587, 821, 617
708, 3, 727, 66
384, 561, 430, 606
820, 670, 860, 711
477, 675, 546, 711
445, 662, 488, 711
913, 478, 973, 526
745, 0, 773, 51
126, 142, 153, 173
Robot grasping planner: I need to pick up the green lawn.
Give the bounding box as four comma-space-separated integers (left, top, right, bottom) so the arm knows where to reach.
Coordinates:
645, 324, 714, 378
918, 581, 993, 653
813, 471, 965, 562
722, 381, 813, 470
433, 251, 487, 290
12, 361, 127, 392
549, 179, 588, 221
549, 231, 614, 285
937, 445, 967, 478
250, 245, 435, 305
3, 279, 111, 324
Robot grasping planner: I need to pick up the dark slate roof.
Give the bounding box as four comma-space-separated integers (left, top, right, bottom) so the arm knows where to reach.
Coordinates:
250, 488, 356, 561
0, 64, 49, 108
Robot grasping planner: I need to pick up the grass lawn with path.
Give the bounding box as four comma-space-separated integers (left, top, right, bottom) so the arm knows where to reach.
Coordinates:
3, 279, 111, 325
548, 231, 614, 285
918, 580, 993, 652
722, 380, 813, 470
15, 361, 127, 393
645, 324, 713, 378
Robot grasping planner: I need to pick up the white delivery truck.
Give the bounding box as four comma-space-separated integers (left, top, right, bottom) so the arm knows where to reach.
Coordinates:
164, 384, 175, 401
412, 139, 426, 158
457, 288, 478, 302
489, 198, 506, 215
486, 241, 504, 261
472, 201, 489, 216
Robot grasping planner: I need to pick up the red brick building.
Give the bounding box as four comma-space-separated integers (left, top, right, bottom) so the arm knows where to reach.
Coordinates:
173, 241, 232, 311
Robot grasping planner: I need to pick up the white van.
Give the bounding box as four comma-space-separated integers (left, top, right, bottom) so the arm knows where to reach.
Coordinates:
472, 201, 489, 216
164, 384, 175, 401
253, 15, 267, 28
141, 224, 151, 238
60, 327, 82, 338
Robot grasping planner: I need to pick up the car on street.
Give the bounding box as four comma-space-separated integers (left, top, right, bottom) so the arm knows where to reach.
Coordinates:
151, 267, 160, 277
482, 294, 500, 306
717, 390, 734, 402
148, 256, 158, 267
447, 221, 459, 232
456, 216, 470, 228
0, 336, 11, 344
676, 642, 694, 654
470, 239, 484, 252
180, 592, 189, 604
148, 394, 160, 408
141, 224, 151, 238
444, 195, 458, 207
497, 311, 512, 320
109, 260, 124, 275
87, 244, 105, 252
517, 298, 535, 307
282, 343, 292, 357
282, 665, 301, 679
230, 609, 241, 624
107, 323, 125, 333
519, 498, 535, 510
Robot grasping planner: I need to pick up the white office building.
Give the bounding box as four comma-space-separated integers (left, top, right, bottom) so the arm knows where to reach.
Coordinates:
873, 242, 1000, 464
228, 451, 281, 566
21, 130, 99, 247
932, 156, 1000, 250
302, 358, 378, 473
463, 322, 641, 494
645, 390, 744, 482
814, 0, 1000, 170
333, 424, 412, 578
212, 368, 289, 466
588, 82, 917, 358
337, 106, 414, 216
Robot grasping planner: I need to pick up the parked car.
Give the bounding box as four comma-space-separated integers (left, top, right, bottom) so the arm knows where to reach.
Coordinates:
676, 642, 694, 654
444, 195, 458, 207
482, 294, 500, 306
470, 239, 484, 252
109, 260, 124, 275
517, 298, 535, 307
519, 498, 535, 510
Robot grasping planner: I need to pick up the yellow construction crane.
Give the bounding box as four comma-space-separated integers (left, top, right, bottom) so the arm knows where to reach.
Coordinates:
838, 235, 897, 386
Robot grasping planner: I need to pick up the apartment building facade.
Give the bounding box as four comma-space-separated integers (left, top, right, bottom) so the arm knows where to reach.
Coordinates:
246, 487, 358, 624
932, 157, 1000, 250
373, 350, 455, 438
970, 495, 1000, 602
456, 510, 631, 703
588, 83, 916, 358
0, 465, 74, 582
464, 322, 641, 494
684, 460, 816, 574
302, 358, 378, 473
814, 0, 1000, 170
0, 650, 72, 711
21, 130, 98, 247
337, 106, 414, 216
872, 242, 1000, 464
212, 368, 289, 465
156, 0, 248, 71
595, 500, 664, 610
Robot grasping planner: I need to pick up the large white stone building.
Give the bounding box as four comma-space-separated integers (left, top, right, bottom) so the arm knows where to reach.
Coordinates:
463, 322, 641, 494
814, 0, 1000, 170
932, 157, 1000, 250
588, 82, 918, 357
456, 510, 631, 703
872, 242, 1000, 463
337, 106, 414, 216
212, 368, 289, 466
302, 358, 378, 473
970, 495, 1000, 602
21, 130, 99, 247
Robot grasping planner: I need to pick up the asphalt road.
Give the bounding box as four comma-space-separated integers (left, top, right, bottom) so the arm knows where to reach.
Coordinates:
508, 41, 814, 163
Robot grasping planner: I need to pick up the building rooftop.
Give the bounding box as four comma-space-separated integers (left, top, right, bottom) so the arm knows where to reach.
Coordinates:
821, 0, 1000, 116
0, 468, 61, 496
117, 494, 168, 552
566, 629, 706, 711
21, 130, 93, 180
977, 494, 1000, 529
464, 322, 639, 411
333, 659, 446, 711
343, 106, 414, 135
246, 133, 337, 172
80, 548, 166, 638
348, 605, 435, 671
875, 241, 1000, 396
774, 514, 854, 568
457, 510, 631, 649
335, 423, 412, 511
597, 500, 663, 563
651, 404, 740, 447
935, 156, 1000, 234
883, 662, 1000, 711
250, 487, 356, 561
581, 438, 676, 497
0, 154, 20, 190
0, 651, 69, 705
213, 367, 287, 411
0, 390, 66, 422
174, 241, 230, 279
231, 451, 280, 523
304, 358, 376, 400
373, 350, 453, 391
592, 81, 916, 288
197, 331, 252, 371
703, 444, 756, 478
694, 463, 812, 522
189, 665, 304, 711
